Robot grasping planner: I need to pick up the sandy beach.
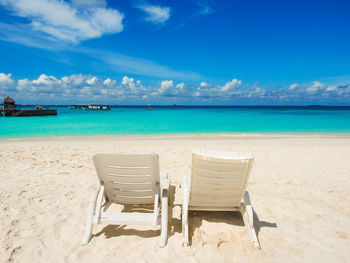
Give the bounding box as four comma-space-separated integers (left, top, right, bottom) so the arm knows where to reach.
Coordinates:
1, 134, 350, 263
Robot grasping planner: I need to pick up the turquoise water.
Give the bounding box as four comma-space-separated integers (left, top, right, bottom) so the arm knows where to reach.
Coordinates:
1, 106, 350, 138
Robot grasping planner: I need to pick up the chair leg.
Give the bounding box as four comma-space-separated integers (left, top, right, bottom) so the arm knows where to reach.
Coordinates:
82, 188, 100, 245
240, 191, 260, 248
182, 206, 189, 246
181, 175, 189, 246
159, 188, 168, 247
241, 209, 259, 248
247, 211, 260, 248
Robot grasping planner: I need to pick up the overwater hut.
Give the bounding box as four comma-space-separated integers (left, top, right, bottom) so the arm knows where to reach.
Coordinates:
3, 96, 15, 110
1, 96, 57, 116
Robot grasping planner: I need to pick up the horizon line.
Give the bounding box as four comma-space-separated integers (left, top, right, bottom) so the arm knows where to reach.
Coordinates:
6, 104, 350, 107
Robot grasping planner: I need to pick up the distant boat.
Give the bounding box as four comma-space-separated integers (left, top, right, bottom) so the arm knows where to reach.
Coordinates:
147, 104, 152, 110
68, 104, 111, 110
87, 104, 112, 110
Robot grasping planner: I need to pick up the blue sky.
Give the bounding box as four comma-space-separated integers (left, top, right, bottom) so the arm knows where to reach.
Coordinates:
0, 0, 349, 105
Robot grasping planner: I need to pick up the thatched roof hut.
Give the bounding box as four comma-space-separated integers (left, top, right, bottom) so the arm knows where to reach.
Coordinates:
3, 96, 15, 104
3, 96, 16, 109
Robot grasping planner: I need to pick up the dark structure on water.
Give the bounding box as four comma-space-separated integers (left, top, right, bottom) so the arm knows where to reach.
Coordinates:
3, 96, 15, 110
0, 96, 57, 117
68, 104, 111, 110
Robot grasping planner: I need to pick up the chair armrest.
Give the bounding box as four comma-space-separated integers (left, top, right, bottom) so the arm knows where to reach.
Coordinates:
159, 173, 169, 247
181, 174, 190, 246
181, 175, 190, 213
93, 184, 105, 225
154, 183, 160, 215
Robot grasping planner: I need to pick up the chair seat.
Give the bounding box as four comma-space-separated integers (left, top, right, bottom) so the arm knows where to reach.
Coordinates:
100, 211, 159, 226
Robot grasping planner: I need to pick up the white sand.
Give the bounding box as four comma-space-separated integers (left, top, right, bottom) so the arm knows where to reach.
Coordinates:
1, 134, 350, 262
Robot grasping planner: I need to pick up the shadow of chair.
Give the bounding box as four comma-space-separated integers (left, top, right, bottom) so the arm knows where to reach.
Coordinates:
253, 210, 277, 237
186, 209, 277, 246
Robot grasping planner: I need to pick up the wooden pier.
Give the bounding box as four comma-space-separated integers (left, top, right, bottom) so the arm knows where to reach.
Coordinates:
1, 97, 57, 117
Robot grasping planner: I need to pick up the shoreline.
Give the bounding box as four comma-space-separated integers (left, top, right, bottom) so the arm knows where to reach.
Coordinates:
1, 132, 350, 143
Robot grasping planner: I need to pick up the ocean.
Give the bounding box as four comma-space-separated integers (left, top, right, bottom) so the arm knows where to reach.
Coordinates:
1, 106, 350, 138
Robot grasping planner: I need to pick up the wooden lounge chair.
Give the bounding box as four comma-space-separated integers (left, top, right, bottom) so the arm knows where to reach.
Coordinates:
181, 149, 260, 248
82, 153, 170, 247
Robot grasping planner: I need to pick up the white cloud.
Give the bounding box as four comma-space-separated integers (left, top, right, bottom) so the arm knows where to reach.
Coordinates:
86, 76, 98, 85
175, 0, 213, 30
32, 74, 58, 85
118, 76, 147, 98
0, 73, 15, 90
62, 74, 84, 87
160, 80, 173, 90
0, 0, 124, 43
193, 0, 214, 16
13, 73, 121, 100
151, 80, 191, 97
221, 79, 241, 92
100, 88, 108, 95
194, 79, 242, 98
176, 82, 185, 93
136, 3, 171, 24
3, 73, 350, 104
289, 83, 298, 90
71, 0, 107, 9
121, 76, 135, 88
80, 85, 94, 95
326, 85, 337, 91
159, 80, 187, 95
307, 81, 325, 93
103, 78, 112, 85
17, 74, 61, 93
153, 80, 173, 96
0, 2, 199, 82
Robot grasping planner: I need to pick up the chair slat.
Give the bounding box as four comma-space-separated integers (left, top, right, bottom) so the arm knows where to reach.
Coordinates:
107, 181, 154, 190
193, 167, 247, 177
110, 188, 154, 197
111, 196, 154, 204
105, 167, 152, 175
191, 175, 245, 186
107, 174, 153, 183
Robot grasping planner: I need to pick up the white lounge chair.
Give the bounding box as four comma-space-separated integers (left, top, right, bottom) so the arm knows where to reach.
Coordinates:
82, 153, 170, 247
181, 149, 260, 248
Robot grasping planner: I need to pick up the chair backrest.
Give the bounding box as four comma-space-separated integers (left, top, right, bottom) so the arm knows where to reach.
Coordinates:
93, 153, 160, 205
189, 149, 254, 208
